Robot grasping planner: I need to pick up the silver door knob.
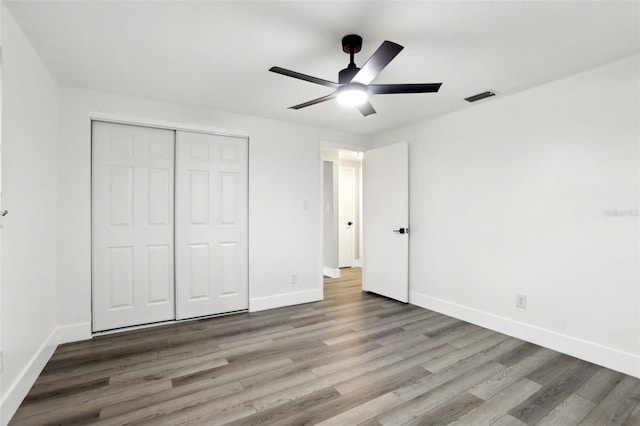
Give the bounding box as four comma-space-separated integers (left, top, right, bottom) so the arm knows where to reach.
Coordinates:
0, 210, 8, 217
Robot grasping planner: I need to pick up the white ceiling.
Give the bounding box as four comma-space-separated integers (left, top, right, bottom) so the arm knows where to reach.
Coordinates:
5, 1, 639, 136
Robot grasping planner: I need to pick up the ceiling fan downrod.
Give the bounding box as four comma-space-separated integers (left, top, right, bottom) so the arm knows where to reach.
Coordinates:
339, 34, 362, 84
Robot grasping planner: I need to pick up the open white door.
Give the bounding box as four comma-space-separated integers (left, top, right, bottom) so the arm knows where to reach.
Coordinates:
363, 142, 409, 303
338, 167, 356, 267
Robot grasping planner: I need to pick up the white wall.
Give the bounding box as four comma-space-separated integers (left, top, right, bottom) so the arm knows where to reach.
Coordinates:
373, 55, 640, 377
322, 149, 341, 277
0, 3, 3, 420
0, 7, 60, 423
322, 160, 338, 274
56, 87, 370, 332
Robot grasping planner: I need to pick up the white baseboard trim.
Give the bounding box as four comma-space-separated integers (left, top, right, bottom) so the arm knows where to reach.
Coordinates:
0, 328, 57, 426
410, 291, 640, 379
250, 288, 322, 312
0, 322, 93, 425
323, 267, 340, 278
352, 259, 362, 268
56, 322, 92, 345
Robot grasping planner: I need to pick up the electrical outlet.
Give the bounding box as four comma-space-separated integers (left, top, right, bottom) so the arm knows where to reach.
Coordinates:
291, 274, 298, 285
516, 294, 527, 309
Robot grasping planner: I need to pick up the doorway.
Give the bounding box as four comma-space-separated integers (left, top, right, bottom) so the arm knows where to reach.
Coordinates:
321, 142, 409, 303
322, 148, 362, 278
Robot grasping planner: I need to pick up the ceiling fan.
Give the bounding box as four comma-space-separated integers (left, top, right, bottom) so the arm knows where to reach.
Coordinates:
269, 34, 442, 117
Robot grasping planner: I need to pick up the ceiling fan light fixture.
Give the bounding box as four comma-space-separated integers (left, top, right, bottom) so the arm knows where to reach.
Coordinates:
337, 84, 368, 107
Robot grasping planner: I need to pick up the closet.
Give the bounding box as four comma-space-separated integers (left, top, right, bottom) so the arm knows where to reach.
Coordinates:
91, 121, 248, 332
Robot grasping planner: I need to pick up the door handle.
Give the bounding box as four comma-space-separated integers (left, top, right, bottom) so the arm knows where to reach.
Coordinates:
0, 210, 8, 217
347, 221, 353, 226
393, 227, 408, 234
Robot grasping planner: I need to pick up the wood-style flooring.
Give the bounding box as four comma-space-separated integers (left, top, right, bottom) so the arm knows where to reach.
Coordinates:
11, 268, 640, 425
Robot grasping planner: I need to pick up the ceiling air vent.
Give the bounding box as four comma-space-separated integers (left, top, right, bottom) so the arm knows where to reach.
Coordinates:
464, 91, 496, 102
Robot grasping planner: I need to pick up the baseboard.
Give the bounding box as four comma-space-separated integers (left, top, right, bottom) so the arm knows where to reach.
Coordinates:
0, 322, 93, 425
250, 288, 322, 312
323, 267, 340, 278
0, 328, 57, 426
56, 322, 92, 345
352, 259, 362, 267
410, 291, 640, 379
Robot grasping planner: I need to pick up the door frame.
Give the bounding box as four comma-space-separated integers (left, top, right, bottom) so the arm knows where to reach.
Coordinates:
90, 112, 250, 333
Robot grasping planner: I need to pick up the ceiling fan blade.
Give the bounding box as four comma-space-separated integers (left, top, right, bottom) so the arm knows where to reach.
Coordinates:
356, 100, 376, 117
351, 41, 404, 85
270, 67, 339, 89
369, 83, 442, 94
289, 93, 337, 110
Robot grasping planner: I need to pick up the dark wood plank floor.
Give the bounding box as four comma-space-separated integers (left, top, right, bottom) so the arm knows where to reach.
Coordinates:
10, 268, 640, 425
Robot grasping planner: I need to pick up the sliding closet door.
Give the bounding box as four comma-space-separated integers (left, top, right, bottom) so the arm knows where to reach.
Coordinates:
92, 121, 175, 331
175, 131, 248, 319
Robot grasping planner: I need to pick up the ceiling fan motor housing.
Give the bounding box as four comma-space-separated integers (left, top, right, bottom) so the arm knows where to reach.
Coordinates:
339, 64, 360, 84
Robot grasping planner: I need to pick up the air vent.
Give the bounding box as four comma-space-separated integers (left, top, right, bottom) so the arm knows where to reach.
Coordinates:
464, 91, 496, 103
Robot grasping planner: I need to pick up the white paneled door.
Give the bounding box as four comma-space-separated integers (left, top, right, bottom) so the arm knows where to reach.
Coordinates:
363, 142, 409, 303
175, 131, 248, 320
92, 122, 248, 331
338, 167, 356, 268
92, 121, 176, 331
